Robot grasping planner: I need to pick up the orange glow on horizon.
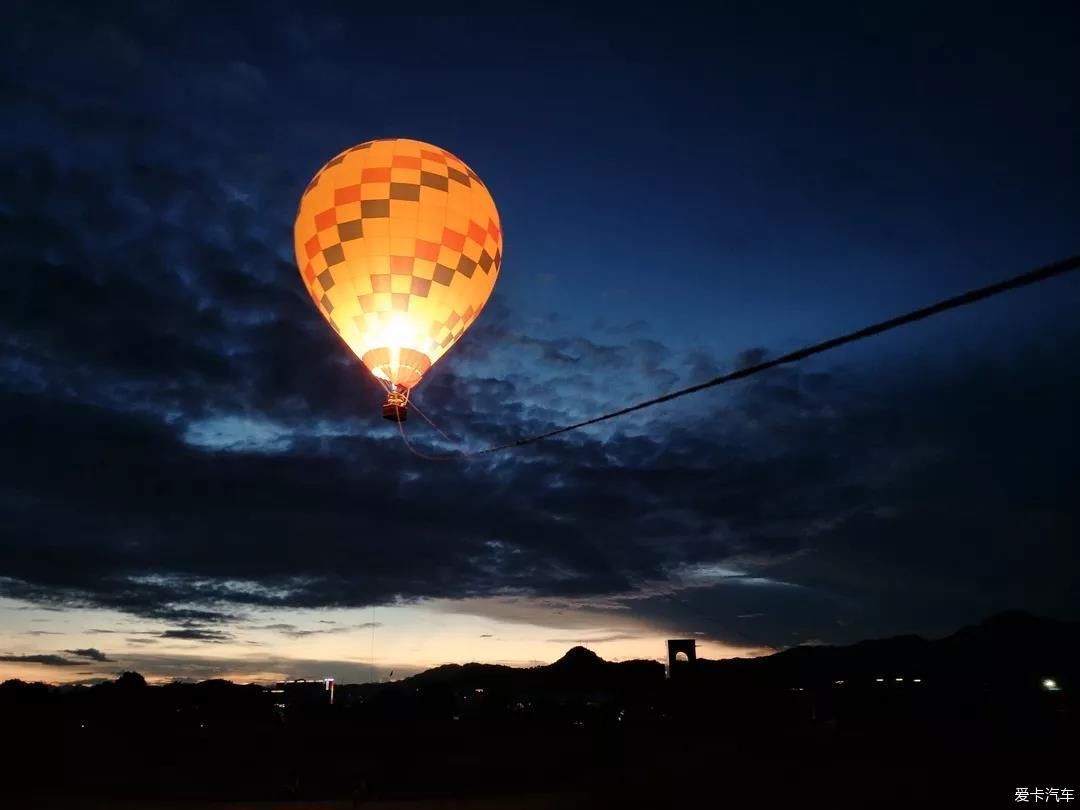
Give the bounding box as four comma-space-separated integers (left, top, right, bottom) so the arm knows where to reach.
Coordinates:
0, 597, 774, 686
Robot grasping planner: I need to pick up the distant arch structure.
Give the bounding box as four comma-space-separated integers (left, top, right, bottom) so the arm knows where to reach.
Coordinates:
666, 639, 697, 680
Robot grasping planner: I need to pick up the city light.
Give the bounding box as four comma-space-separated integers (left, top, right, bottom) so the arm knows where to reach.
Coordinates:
1042, 678, 1060, 692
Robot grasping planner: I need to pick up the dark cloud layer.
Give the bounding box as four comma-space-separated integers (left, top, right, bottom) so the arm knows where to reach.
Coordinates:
0, 2, 1077, 656
159, 628, 232, 643
63, 648, 115, 662
0, 654, 79, 667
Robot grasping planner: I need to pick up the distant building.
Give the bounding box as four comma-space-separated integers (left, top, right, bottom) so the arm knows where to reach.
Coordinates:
666, 639, 697, 680
267, 677, 335, 707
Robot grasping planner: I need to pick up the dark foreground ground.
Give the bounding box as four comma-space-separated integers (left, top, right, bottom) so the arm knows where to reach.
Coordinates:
8, 712, 1074, 809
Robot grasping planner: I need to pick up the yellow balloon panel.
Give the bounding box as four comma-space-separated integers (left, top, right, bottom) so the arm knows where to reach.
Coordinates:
294, 138, 502, 388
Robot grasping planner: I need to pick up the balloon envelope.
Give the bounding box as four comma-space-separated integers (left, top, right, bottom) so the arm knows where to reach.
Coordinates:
294, 138, 502, 389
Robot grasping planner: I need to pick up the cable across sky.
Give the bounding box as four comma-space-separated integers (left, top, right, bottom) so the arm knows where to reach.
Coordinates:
401, 254, 1080, 460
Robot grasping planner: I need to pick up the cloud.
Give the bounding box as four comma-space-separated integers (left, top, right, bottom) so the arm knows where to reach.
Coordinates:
159, 628, 232, 643
0, 654, 79, 667
2, 327, 1078, 651
63, 648, 115, 662
253, 621, 382, 638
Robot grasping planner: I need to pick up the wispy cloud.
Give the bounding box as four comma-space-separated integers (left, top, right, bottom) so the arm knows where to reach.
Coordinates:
159, 628, 232, 642
63, 647, 115, 662
253, 622, 381, 638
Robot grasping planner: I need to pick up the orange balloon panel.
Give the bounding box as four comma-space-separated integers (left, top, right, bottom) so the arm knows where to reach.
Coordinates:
294, 138, 503, 388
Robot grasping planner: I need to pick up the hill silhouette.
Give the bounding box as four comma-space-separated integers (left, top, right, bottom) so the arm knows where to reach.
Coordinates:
396, 644, 664, 696
551, 644, 604, 668
372, 611, 1077, 696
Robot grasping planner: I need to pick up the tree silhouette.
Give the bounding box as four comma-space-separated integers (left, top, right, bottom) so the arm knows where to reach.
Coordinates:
114, 671, 147, 689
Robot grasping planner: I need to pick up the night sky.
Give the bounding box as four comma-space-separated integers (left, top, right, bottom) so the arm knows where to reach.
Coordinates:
2, 4, 1078, 684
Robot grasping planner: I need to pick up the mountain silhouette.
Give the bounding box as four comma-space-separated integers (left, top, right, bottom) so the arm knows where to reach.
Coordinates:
691, 610, 1079, 689
381, 611, 1077, 696
551, 645, 604, 669
396, 645, 664, 697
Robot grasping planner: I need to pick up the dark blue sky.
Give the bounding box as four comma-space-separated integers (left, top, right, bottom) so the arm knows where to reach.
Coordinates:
1, 4, 1078, 682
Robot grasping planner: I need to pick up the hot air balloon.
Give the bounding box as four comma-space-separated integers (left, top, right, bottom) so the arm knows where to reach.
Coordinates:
294, 138, 502, 421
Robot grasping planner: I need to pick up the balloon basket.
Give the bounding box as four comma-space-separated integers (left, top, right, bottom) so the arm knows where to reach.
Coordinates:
382, 385, 409, 422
